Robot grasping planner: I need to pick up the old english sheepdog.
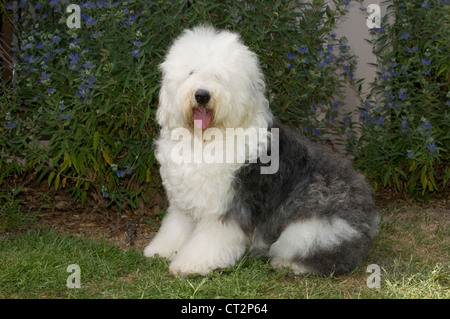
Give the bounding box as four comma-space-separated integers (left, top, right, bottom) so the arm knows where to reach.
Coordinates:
144, 26, 379, 276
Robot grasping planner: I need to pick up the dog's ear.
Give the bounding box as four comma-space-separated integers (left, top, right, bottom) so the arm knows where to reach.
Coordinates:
156, 84, 171, 127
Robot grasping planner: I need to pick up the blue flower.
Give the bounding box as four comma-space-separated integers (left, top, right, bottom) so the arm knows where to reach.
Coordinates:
86, 76, 96, 87
77, 83, 90, 98
19, 0, 27, 8
117, 170, 125, 177
398, 89, 407, 100
59, 104, 66, 110
407, 150, 414, 159
298, 45, 308, 53
52, 35, 61, 43
341, 0, 350, 6
405, 46, 418, 53
427, 140, 436, 154
86, 16, 98, 26
400, 33, 410, 40
286, 52, 296, 59
133, 40, 142, 46
312, 127, 320, 136
90, 31, 102, 38
69, 52, 80, 69
40, 72, 50, 83
82, 61, 96, 69
332, 102, 339, 109
7, 120, 18, 129
59, 112, 71, 120
421, 58, 430, 65
401, 119, 408, 128
421, 1, 430, 9
132, 49, 141, 57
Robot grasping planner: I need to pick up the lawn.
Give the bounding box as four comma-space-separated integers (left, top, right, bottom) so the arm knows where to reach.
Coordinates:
0, 197, 448, 299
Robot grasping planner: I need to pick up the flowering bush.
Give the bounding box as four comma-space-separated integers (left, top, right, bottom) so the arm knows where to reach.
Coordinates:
1, 0, 361, 209
353, 0, 449, 197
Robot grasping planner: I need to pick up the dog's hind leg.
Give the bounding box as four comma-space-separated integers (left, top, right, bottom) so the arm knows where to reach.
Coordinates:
268, 216, 367, 276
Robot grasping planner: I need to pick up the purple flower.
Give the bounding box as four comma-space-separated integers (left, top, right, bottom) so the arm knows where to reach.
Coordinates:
407, 150, 414, 159
398, 89, 407, 100
59, 104, 66, 110
332, 102, 339, 109
117, 170, 125, 177
52, 35, 61, 43
421, 58, 431, 65
133, 40, 142, 46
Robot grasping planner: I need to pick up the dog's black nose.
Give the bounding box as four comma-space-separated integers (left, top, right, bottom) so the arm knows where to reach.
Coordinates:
195, 89, 211, 105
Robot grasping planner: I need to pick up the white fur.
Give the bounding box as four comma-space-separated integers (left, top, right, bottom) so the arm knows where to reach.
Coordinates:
144, 26, 271, 276
268, 217, 360, 274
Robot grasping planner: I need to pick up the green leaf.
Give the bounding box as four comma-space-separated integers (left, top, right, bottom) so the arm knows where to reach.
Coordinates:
93, 131, 100, 153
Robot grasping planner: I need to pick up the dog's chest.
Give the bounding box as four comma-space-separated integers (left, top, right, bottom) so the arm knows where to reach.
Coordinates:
156, 136, 242, 217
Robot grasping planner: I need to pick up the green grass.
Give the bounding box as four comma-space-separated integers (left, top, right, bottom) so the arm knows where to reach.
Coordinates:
0, 203, 448, 299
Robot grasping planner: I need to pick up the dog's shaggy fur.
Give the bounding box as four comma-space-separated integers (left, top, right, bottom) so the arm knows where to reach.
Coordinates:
144, 26, 379, 276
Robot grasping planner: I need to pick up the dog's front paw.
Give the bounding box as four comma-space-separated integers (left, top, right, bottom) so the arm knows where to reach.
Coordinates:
143, 241, 176, 259
169, 257, 214, 277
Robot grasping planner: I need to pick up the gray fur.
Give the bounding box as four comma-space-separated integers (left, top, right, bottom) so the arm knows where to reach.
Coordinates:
224, 121, 379, 276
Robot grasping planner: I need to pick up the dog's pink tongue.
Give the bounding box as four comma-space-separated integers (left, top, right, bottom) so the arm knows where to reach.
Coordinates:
193, 107, 211, 130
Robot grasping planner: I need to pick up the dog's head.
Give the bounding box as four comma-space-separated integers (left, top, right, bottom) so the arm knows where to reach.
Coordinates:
156, 25, 271, 131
